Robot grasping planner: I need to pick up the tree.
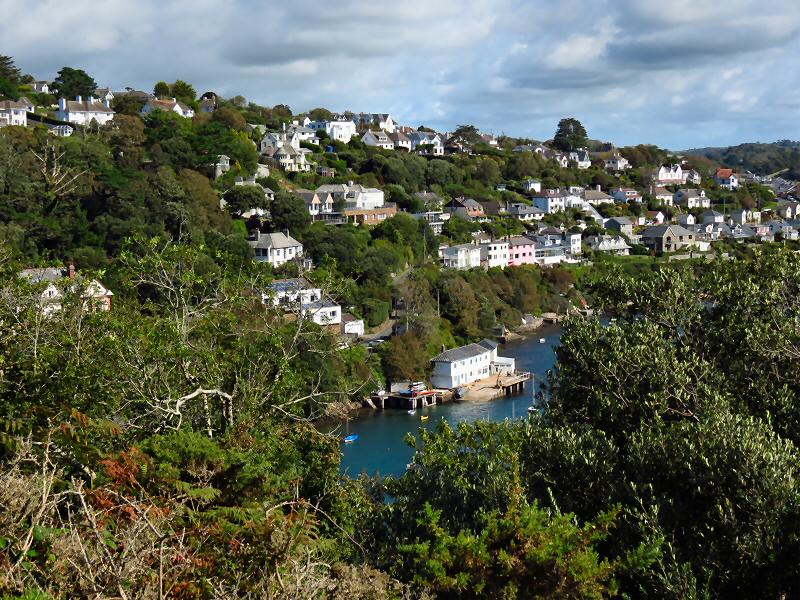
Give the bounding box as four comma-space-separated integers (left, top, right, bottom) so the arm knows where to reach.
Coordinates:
308, 107, 334, 121
153, 81, 171, 98
211, 107, 247, 131
111, 94, 146, 116
224, 184, 266, 216
0, 55, 22, 84
475, 157, 501, 186
270, 191, 310, 233
52, 67, 97, 99
552, 118, 588, 152
170, 80, 196, 104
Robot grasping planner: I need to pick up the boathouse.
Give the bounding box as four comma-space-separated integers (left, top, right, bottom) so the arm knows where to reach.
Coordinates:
430, 339, 515, 389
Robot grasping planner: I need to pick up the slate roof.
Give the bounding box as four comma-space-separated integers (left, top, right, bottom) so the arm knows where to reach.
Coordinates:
61, 99, 114, 113
249, 231, 302, 250
432, 342, 492, 363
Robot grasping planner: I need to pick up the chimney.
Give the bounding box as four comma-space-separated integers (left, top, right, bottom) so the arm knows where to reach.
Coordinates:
596, 185, 601, 191
172, 97, 177, 103
75, 95, 82, 103
68, 262, 75, 281
283, 229, 290, 238
58, 97, 67, 111
87, 96, 94, 104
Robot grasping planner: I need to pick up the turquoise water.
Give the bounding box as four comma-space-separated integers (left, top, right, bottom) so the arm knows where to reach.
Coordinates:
339, 326, 564, 478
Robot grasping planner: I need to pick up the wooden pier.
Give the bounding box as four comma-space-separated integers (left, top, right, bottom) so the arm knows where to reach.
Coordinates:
368, 390, 449, 410
498, 372, 530, 396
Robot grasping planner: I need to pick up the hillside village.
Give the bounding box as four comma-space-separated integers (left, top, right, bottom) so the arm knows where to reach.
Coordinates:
2, 62, 800, 388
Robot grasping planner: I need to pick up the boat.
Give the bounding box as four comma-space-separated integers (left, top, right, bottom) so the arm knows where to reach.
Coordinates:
343, 434, 359, 444
527, 406, 536, 414
407, 409, 416, 415
454, 386, 467, 399
420, 415, 429, 422
406, 462, 415, 470
539, 338, 546, 344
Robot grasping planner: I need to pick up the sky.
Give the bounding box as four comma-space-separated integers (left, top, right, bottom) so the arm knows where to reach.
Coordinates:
2, 0, 800, 149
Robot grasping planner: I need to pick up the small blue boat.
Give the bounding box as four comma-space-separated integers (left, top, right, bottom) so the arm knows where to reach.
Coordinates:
343, 434, 359, 444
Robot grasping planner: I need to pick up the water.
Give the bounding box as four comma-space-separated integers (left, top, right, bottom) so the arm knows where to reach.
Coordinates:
339, 325, 564, 478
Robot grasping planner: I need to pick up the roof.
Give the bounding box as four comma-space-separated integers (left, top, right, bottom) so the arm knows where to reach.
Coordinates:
267, 277, 311, 292
583, 190, 614, 201
145, 98, 192, 113
606, 217, 633, 225
432, 342, 491, 363
19, 267, 68, 283
715, 168, 734, 179
642, 224, 693, 238
249, 231, 302, 250
60, 99, 114, 114
478, 338, 498, 351
0, 100, 27, 110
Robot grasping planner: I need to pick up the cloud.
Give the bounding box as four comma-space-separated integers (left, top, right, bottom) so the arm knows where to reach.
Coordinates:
1, 0, 799, 147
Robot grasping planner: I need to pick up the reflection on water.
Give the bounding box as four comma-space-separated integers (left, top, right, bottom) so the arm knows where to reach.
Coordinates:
339, 326, 563, 478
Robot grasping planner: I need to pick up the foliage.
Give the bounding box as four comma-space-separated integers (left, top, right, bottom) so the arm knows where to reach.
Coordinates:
552, 118, 588, 152
51, 67, 97, 99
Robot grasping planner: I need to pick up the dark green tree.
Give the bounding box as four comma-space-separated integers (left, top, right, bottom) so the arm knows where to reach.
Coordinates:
223, 185, 266, 216
170, 79, 196, 104
0, 55, 22, 83
552, 117, 588, 151
153, 81, 171, 98
270, 191, 310, 233
52, 67, 97, 99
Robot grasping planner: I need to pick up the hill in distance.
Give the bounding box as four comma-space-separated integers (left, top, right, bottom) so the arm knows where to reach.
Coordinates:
682, 140, 800, 178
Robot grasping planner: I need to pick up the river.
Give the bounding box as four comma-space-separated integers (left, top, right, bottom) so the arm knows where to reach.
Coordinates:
339, 325, 564, 478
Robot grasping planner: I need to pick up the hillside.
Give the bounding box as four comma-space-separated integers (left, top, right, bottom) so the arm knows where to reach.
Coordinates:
683, 140, 800, 178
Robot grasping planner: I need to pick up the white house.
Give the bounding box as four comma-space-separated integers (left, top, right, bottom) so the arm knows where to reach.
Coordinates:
430, 339, 515, 389
141, 98, 195, 118
568, 149, 592, 169
441, 244, 482, 270
583, 187, 616, 206
480, 240, 509, 269
676, 213, 696, 226
388, 131, 412, 151
307, 117, 358, 143
19, 266, 114, 315
523, 179, 542, 193
248, 230, 303, 268
612, 188, 643, 203
353, 113, 395, 133
674, 189, 710, 209
55, 96, 115, 126
701, 210, 725, 225
650, 185, 674, 206
657, 164, 684, 185
406, 131, 445, 156
0, 101, 28, 127
605, 154, 631, 171
714, 168, 739, 190
316, 182, 384, 210
532, 189, 570, 213
362, 130, 394, 150
508, 202, 545, 222
31, 81, 50, 94
585, 235, 631, 255
342, 313, 365, 336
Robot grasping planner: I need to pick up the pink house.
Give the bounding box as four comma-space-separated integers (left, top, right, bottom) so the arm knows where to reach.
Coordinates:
508, 236, 538, 266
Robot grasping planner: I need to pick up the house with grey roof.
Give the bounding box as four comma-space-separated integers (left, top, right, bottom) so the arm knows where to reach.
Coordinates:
248, 230, 304, 268
641, 224, 695, 253
430, 339, 515, 389
362, 129, 394, 149
0, 100, 28, 127
55, 96, 115, 126
604, 217, 634, 237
